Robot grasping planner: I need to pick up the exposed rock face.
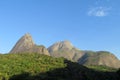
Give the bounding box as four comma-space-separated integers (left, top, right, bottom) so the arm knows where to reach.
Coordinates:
48, 40, 73, 52
48, 41, 120, 68
9, 34, 120, 68
10, 33, 50, 56
78, 51, 120, 68
48, 40, 84, 61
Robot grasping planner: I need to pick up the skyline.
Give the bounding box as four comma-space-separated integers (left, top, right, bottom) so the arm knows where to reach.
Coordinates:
0, 0, 120, 59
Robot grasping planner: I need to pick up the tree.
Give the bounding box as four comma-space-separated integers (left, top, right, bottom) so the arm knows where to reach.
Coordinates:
117, 68, 120, 75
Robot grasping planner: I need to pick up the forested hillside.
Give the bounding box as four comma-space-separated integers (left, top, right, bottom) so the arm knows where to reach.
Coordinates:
0, 53, 119, 80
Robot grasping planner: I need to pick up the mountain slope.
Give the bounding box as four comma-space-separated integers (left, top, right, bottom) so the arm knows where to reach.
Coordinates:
78, 51, 120, 68
48, 41, 120, 68
9, 34, 120, 69
10, 33, 49, 55
48, 40, 84, 61
0, 53, 119, 80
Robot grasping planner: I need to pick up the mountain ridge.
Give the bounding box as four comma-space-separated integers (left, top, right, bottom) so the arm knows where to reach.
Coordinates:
10, 33, 50, 56
9, 33, 120, 68
48, 40, 85, 61
48, 41, 120, 68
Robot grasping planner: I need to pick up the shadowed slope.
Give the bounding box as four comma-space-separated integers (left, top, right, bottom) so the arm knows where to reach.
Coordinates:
9, 58, 119, 80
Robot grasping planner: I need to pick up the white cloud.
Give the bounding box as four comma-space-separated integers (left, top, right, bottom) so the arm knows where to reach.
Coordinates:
88, 7, 110, 17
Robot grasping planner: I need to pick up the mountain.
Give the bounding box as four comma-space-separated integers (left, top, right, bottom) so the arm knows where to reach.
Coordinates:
10, 33, 50, 56
0, 53, 119, 80
9, 34, 120, 69
48, 40, 85, 61
48, 41, 120, 68
78, 51, 120, 68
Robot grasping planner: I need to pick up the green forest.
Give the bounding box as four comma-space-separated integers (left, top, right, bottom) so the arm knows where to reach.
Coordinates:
0, 53, 119, 80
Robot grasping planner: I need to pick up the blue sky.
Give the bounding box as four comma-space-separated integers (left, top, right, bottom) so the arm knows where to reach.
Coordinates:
0, 0, 120, 59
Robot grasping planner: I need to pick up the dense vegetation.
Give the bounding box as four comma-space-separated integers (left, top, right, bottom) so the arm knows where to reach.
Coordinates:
0, 53, 119, 80
86, 65, 117, 72
0, 53, 65, 80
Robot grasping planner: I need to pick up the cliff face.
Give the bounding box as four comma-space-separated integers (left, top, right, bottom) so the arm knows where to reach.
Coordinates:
10, 33, 50, 56
9, 34, 120, 68
48, 40, 85, 61
48, 41, 120, 68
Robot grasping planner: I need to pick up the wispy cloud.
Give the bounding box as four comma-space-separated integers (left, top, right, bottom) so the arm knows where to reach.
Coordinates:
88, 7, 110, 17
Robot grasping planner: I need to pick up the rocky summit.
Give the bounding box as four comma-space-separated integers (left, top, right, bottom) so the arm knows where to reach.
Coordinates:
9, 34, 120, 68
48, 40, 74, 52
48, 41, 120, 68
10, 33, 50, 56
48, 40, 85, 61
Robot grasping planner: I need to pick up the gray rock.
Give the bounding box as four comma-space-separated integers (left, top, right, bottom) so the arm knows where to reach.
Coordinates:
48, 41, 120, 68
48, 40, 84, 61
10, 33, 50, 56
78, 51, 120, 68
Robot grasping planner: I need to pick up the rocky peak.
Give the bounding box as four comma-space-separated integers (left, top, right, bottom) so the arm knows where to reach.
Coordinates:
10, 33, 50, 56
20, 33, 34, 48
48, 40, 84, 61
61, 40, 73, 49
48, 40, 74, 52
10, 33, 34, 53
